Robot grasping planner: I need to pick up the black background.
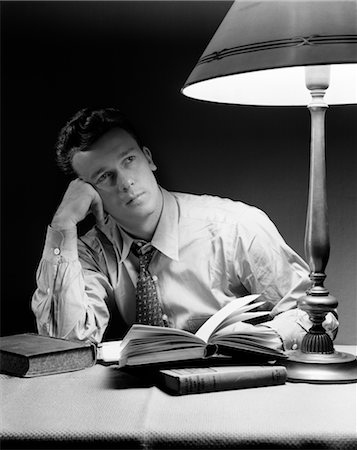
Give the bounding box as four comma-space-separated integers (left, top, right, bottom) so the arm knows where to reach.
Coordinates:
1, 1, 356, 343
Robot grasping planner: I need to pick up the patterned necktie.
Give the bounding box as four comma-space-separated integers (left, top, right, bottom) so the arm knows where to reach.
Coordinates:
133, 241, 166, 327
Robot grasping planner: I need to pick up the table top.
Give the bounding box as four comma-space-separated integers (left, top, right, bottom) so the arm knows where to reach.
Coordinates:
1, 345, 356, 449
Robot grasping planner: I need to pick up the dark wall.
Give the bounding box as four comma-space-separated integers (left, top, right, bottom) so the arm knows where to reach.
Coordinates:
1, 1, 356, 343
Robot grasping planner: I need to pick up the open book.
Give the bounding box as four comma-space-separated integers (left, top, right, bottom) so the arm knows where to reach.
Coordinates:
98, 294, 285, 367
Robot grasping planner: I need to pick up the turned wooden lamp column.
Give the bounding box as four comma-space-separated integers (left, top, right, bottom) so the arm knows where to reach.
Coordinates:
299, 65, 337, 355
285, 66, 357, 381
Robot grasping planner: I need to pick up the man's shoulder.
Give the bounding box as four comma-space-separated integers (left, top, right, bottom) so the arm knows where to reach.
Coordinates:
170, 191, 268, 227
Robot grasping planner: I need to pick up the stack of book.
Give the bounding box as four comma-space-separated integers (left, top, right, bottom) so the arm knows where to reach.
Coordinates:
97, 294, 288, 394
1, 295, 288, 393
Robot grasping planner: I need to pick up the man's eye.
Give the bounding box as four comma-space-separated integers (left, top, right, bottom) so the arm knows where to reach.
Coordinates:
97, 172, 112, 184
126, 155, 136, 164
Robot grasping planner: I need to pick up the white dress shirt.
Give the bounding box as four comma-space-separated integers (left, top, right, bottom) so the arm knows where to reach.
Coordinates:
32, 188, 337, 348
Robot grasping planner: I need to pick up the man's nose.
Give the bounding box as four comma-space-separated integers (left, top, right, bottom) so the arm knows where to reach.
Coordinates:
117, 173, 134, 192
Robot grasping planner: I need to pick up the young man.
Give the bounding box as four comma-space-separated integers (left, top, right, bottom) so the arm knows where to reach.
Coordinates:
32, 107, 337, 348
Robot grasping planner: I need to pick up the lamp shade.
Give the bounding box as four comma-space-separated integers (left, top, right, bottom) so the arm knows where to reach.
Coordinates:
182, 0, 357, 105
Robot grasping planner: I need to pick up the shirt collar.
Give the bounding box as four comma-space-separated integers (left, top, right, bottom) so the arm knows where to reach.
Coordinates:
101, 188, 179, 262
151, 188, 179, 261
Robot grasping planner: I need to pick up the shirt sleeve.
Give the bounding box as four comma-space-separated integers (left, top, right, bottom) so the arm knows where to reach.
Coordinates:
260, 309, 339, 351
232, 207, 338, 350
233, 207, 311, 316
31, 226, 111, 343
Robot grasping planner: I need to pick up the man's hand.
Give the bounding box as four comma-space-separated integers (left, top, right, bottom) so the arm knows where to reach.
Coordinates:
258, 309, 339, 351
51, 179, 105, 230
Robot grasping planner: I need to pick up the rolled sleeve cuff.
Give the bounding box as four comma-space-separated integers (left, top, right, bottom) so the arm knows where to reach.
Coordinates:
42, 226, 78, 262
262, 309, 339, 351
261, 310, 309, 351
262, 322, 307, 352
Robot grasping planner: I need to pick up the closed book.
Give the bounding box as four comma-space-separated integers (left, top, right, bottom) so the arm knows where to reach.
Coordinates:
157, 364, 287, 395
0, 333, 96, 377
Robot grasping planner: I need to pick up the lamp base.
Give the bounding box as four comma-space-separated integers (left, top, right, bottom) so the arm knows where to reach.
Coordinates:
284, 350, 357, 383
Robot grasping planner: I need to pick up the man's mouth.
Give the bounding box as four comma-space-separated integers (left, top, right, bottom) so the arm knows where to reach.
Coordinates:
126, 192, 145, 205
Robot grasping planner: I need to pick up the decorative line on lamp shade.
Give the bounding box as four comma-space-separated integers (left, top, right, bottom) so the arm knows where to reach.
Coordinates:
182, 0, 357, 106
198, 35, 357, 64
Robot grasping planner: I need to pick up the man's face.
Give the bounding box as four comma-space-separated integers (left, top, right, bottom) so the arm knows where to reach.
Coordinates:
72, 127, 162, 233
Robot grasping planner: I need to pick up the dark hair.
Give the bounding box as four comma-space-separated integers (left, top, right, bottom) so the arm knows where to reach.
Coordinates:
55, 107, 143, 176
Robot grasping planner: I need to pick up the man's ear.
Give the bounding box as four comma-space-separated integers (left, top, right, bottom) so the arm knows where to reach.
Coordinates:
142, 146, 157, 171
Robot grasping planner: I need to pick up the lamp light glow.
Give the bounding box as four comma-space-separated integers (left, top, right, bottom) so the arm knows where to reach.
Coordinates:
182, 63, 357, 106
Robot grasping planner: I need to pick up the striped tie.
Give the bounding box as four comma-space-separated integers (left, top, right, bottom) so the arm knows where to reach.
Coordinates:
133, 242, 166, 327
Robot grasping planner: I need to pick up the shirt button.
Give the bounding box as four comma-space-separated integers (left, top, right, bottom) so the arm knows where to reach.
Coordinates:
53, 248, 61, 255
152, 275, 158, 282
292, 343, 298, 350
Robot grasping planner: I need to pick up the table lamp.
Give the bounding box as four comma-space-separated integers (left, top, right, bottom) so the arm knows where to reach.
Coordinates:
181, 0, 357, 383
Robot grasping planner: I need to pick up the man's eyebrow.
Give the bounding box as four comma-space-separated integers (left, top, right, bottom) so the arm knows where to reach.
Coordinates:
90, 166, 107, 182
89, 147, 136, 181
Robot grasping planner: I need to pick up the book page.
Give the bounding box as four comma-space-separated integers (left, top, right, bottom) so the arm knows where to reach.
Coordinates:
119, 346, 206, 367
194, 294, 263, 342
210, 307, 269, 336
210, 325, 285, 357
118, 324, 205, 364
97, 340, 123, 362
121, 324, 201, 346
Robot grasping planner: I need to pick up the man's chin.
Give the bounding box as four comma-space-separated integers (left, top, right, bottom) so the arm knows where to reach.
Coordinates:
109, 205, 154, 223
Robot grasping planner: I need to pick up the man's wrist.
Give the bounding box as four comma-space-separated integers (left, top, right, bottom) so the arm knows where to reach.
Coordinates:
43, 226, 78, 262
51, 216, 77, 231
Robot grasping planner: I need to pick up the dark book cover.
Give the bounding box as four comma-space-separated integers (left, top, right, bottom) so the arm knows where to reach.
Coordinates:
0, 333, 96, 377
156, 364, 287, 395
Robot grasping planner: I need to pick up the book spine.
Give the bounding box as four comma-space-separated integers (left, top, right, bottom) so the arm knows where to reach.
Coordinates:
175, 367, 287, 395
